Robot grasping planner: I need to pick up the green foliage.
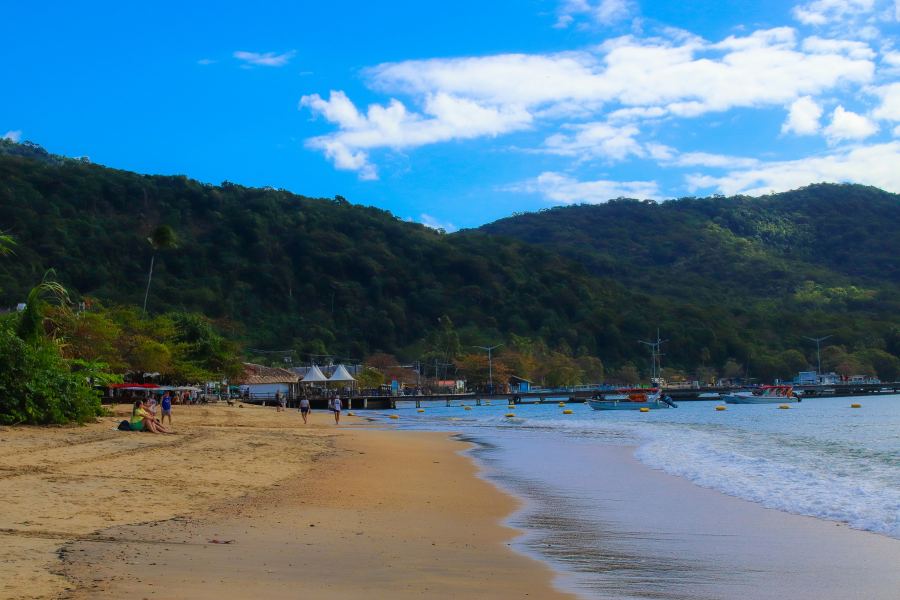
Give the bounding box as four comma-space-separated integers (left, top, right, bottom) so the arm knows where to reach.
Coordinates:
0, 142, 897, 383
355, 366, 385, 388
0, 318, 103, 425
52, 304, 242, 383
147, 224, 178, 251
0, 231, 14, 256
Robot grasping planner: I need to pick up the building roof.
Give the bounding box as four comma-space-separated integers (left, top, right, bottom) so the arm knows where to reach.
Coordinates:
237, 363, 300, 385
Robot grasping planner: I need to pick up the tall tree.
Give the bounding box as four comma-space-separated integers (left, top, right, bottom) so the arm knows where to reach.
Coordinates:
142, 225, 178, 314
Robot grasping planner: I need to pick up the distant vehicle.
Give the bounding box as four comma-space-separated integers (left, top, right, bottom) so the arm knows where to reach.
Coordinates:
588, 388, 677, 410
723, 385, 800, 404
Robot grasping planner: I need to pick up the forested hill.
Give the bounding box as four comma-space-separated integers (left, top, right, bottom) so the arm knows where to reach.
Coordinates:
1, 139, 899, 380
0, 140, 638, 362
479, 185, 900, 303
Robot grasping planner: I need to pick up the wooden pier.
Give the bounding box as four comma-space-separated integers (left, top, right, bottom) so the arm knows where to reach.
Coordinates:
346, 382, 900, 410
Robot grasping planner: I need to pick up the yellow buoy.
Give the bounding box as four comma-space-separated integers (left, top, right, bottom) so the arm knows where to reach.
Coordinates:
507, 405, 515, 410
639, 407, 650, 413
563, 409, 573, 415
715, 405, 726, 411
417, 408, 425, 413
505, 413, 516, 418
347, 412, 355, 416
778, 404, 790, 409
851, 403, 862, 408
558, 402, 566, 407
389, 414, 400, 419
464, 406, 472, 411
485, 401, 491, 406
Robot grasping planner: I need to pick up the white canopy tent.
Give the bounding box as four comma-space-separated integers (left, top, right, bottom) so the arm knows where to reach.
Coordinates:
301, 364, 329, 383
328, 364, 356, 383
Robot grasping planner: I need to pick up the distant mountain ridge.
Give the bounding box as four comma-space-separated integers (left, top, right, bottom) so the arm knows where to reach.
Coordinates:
1, 139, 898, 379
478, 184, 900, 302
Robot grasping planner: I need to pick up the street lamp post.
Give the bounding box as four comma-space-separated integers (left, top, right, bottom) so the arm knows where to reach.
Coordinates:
804, 335, 833, 378
473, 344, 502, 395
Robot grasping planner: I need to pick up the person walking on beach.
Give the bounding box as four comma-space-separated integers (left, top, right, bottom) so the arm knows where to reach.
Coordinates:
331, 396, 341, 425
160, 391, 173, 426
299, 396, 311, 424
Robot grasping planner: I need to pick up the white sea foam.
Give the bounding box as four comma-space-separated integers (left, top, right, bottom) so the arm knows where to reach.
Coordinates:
393, 396, 900, 539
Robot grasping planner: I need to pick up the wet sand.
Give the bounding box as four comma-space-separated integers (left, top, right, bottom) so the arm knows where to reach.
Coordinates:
485, 438, 900, 600
0, 404, 569, 600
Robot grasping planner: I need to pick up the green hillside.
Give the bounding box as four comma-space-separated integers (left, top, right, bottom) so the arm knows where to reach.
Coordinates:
1, 139, 898, 381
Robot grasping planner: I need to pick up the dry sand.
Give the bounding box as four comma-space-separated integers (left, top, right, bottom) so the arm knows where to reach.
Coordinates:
0, 404, 570, 600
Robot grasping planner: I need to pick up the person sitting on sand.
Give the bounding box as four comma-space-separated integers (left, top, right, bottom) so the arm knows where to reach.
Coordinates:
130, 399, 173, 434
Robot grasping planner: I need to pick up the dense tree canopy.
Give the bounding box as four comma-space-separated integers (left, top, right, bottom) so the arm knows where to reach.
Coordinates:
1, 139, 898, 383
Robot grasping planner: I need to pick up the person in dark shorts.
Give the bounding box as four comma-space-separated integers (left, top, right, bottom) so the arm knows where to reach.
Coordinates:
331, 396, 341, 425
160, 392, 172, 426
299, 397, 311, 424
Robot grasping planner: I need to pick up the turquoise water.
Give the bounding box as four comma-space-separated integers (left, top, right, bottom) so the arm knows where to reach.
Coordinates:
383, 395, 900, 538
377, 395, 900, 598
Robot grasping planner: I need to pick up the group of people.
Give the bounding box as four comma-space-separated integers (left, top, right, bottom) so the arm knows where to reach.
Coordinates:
292, 395, 342, 425
129, 392, 174, 434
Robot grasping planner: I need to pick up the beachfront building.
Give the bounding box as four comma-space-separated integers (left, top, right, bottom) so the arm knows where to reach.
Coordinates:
236, 363, 300, 401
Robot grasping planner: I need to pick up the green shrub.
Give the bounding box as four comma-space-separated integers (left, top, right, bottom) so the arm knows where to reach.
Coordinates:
0, 323, 102, 425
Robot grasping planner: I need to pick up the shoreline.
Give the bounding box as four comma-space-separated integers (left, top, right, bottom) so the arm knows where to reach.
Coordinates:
0, 405, 571, 599
455, 428, 900, 600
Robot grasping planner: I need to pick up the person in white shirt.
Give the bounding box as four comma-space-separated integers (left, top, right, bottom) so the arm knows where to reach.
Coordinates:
331, 397, 341, 425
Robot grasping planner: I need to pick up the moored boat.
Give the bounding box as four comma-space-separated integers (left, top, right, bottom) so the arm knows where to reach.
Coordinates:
588, 388, 677, 410
723, 385, 800, 404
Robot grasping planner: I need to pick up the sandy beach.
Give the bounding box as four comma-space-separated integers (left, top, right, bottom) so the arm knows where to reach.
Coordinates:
0, 404, 569, 600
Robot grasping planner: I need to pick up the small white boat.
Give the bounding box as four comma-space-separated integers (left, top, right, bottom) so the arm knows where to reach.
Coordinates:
588, 389, 677, 410
723, 385, 800, 404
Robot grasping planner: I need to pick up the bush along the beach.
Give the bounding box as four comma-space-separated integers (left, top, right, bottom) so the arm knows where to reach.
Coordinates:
0, 323, 102, 424
0, 276, 104, 425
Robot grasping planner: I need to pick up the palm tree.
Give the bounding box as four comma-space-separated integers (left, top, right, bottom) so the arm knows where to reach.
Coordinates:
142, 225, 179, 314
0, 232, 15, 256
16, 271, 70, 344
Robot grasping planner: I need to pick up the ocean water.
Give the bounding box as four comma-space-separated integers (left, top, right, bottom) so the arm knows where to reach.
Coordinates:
375, 395, 900, 598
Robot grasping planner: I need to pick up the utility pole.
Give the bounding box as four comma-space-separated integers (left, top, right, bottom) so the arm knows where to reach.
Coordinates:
804, 335, 833, 377
473, 344, 502, 395
638, 329, 667, 386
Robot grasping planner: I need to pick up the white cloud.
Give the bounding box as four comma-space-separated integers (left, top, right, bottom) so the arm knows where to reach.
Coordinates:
300, 91, 532, 179
507, 171, 659, 204
301, 26, 878, 178
555, 0, 633, 28
197, 58, 216, 66
686, 141, 900, 196
2, 130, 22, 142
670, 152, 761, 169
367, 29, 872, 115
823, 105, 879, 141
542, 121, 642, 161
418, 214, 458, 232
792, 0, 876, 26
872, 82, 900, 120
782, 95, 824, 134
801, 36, 875, 59
233, 50, 296, 67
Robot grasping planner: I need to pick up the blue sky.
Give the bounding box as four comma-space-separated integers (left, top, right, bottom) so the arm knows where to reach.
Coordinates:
3, 1, 900, 230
